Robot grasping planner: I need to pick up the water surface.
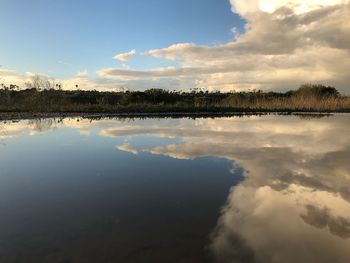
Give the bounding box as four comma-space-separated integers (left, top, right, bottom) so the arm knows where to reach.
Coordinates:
0, 114, 349, 263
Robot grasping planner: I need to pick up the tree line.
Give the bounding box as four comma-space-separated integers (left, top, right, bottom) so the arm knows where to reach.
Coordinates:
0, 76, 349, 113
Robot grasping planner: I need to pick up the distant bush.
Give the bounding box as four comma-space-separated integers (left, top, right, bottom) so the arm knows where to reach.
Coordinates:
291, 84, 340, 98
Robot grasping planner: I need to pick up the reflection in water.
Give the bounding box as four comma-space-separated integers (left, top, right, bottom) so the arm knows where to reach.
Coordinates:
0, 114, 349, 262
0, 118, 60, 139
96, 114, 350, 263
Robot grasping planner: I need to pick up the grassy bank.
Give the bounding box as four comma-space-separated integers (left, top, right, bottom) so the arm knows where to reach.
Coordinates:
0, 84, 349, 113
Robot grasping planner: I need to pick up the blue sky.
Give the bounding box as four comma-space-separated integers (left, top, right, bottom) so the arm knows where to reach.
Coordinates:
0, 0, 349, 93
0, 0, 244, 78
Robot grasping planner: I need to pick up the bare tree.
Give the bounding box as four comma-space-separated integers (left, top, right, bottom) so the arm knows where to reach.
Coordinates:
42, 77, 56, 90
25, 74, 57, 91
25, 75, 42, 90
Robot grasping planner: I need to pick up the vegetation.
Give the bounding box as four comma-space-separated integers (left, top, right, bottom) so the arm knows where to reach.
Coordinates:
0, 80, 349, 113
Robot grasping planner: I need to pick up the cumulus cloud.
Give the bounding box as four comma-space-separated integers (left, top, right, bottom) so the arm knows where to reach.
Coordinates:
2, 1, 350, 92
113, 49, 137, 62
230, 0, 350, 15
99, 1, 350, 93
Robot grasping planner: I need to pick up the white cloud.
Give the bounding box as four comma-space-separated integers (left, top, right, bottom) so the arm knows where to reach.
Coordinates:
143, 43, 199, 61
0, 68, 26, 87
99, 1, 350, 93
2, 1, 350, 93
61, 70, 125, 91
75, 69, 89, 78
0, 68, 126, 91
113, 49, 137, 62
230, 0, 350, 15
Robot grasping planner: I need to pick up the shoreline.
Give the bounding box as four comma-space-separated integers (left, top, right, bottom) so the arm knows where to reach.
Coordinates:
0, 111, 341, 121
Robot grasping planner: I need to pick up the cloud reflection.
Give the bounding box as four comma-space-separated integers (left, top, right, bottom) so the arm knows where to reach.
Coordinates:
0, 119, 60, 139
98, 115, 350, 262
1, 114, 349, 262
116, 143, 139, 155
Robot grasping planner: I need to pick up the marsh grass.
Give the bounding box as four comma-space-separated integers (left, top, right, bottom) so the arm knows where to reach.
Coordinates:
0, 84, 349, 113
221, 94, 350, 112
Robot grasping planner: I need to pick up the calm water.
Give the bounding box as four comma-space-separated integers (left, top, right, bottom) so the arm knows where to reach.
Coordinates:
0, 114, 349, 263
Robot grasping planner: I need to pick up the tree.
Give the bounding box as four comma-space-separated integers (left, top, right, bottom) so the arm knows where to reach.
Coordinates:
25, 74, 56, 91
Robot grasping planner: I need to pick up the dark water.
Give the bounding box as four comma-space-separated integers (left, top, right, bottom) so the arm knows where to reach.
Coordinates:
0, 114, 349, 263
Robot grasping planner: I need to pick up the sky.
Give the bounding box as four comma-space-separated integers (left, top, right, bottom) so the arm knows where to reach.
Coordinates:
0, 0, 349, 93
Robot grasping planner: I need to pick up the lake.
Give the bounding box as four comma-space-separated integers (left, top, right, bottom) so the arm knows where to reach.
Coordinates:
0, 114, 349, 263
